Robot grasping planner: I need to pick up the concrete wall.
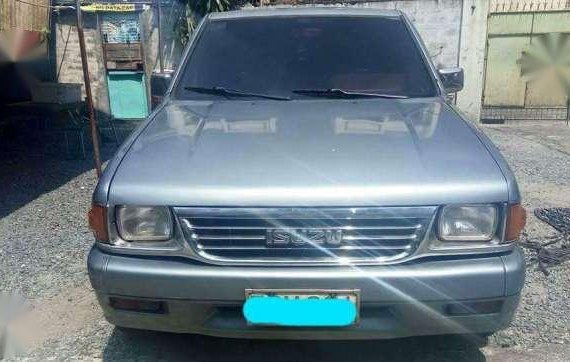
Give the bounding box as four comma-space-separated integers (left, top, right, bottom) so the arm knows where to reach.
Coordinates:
52, 11, 110, 118
456, 0, 489, 122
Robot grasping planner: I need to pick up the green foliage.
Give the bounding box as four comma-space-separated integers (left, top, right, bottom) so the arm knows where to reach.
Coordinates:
175, 0, 236, 45
190, 0, 233, 16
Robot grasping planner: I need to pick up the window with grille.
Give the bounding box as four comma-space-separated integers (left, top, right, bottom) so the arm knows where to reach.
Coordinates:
101, 12, 141, 44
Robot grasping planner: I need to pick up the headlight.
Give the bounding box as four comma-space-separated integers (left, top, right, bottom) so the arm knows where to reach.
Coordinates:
116, 206, 173, 241
438, 205, 498, 241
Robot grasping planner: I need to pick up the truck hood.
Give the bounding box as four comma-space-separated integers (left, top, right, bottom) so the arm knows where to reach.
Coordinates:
109, 99, 508, 206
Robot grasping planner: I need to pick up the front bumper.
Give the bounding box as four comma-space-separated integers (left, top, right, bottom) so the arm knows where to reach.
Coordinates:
87, 246, 525, 339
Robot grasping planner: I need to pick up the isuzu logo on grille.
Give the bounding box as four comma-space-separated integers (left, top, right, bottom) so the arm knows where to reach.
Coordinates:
266, 229, 343, 247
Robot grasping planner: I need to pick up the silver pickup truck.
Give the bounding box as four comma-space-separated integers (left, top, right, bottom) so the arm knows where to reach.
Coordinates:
87, 8, 527, 339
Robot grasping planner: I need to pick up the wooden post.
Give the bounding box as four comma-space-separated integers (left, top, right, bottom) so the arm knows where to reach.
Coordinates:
566, 96, 569, 127
75, 0, 102, 177
157, 0, 164, 73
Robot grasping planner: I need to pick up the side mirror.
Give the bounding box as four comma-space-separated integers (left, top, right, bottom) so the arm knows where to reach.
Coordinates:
438, 67, 464, 93
150, 72, 172, 109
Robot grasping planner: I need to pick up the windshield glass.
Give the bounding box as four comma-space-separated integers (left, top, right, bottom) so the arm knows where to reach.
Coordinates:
175, 16, 437, 100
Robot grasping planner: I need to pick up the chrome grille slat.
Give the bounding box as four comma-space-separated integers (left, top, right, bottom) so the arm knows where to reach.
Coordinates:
342, 234, 417, 241
186, 225, 422, 231
176, 207, 436, 264
196, 245, 412, 251
175, 206, 435, 217
195, 235, 267, 241
195, 235, 416, 242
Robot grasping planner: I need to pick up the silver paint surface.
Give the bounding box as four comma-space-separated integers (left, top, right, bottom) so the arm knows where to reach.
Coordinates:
107, 98, 511, 207
88, 245, 524, 338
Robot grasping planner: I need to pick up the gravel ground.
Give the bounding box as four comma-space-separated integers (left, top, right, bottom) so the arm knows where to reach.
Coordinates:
483, 123, 570, 349
0, 121, 569, 360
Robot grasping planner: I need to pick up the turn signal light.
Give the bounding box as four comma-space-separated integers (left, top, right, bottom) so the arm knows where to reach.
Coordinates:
506, 204, 526, 241
88, 205, 109, 242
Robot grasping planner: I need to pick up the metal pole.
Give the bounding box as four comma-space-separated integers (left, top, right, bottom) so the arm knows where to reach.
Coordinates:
75, 0, 102, 177
157, 0, 164, 73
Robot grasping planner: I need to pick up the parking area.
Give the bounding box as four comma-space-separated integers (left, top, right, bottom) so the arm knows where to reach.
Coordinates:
0, 121, 569, 361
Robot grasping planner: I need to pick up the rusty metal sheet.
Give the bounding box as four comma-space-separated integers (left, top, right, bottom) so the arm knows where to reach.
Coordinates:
103, 43, 143, 62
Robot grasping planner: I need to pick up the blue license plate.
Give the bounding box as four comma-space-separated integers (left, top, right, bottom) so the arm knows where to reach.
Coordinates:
243, 290, 359, 327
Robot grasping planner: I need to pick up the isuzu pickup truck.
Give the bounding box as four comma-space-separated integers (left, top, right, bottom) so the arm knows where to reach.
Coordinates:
88, 8, 527, 339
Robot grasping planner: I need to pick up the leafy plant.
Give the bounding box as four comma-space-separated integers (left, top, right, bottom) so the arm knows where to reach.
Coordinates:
191, 0, 233, 16
175, 0, 236, 45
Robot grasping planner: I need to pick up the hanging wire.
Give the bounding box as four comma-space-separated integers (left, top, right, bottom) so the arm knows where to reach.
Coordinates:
519, 208, 570, 276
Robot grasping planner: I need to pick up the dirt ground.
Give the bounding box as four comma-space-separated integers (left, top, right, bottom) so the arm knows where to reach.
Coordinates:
1, 120, 569, 361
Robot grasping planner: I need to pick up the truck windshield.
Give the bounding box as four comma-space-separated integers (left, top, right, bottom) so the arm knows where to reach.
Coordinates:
175, 16, 437, 100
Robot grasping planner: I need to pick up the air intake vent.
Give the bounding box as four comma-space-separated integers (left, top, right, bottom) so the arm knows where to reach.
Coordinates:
176, 207, 436, 264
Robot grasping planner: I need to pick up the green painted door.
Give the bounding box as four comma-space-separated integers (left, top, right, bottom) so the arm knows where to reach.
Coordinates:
484, 12, 570, 107
107, 71, 149, 119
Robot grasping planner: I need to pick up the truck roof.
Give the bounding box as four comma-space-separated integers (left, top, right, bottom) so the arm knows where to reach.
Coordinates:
208, 7, 402, 20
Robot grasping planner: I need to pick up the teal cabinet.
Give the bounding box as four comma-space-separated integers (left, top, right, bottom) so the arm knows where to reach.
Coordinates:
107, 71, 149, 119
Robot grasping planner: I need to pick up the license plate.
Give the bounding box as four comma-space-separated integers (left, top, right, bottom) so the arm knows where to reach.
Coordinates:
243, 289, 360, 327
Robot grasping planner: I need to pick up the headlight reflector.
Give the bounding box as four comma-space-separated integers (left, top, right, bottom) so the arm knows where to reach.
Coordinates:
439, 205, 498, 241
116, 206, 173, 241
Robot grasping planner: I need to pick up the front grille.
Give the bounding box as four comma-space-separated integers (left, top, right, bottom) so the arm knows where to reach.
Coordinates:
176, 207, 436, 264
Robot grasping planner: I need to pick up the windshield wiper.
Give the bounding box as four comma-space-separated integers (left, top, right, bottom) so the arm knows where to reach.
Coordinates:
292, 88, 408, 99
184, 86, 290, 101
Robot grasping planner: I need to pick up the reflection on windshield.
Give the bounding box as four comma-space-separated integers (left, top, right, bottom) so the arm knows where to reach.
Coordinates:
135, 100, 441, 149
205, 118, 278, 133
334, 117, 403, 135
334, 102, 440, 138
